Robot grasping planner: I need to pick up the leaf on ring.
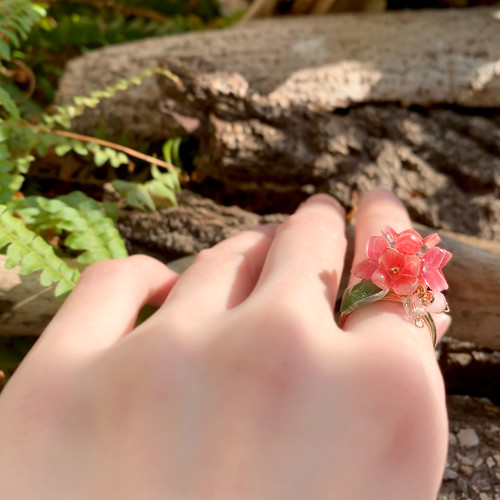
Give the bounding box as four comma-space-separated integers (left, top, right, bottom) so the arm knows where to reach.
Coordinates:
340, 279, 389, 314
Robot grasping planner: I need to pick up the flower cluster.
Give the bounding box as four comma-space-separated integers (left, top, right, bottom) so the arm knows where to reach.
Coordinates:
352, 226, 451, 320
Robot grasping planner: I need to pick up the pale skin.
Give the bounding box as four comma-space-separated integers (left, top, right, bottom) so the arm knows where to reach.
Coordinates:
0, 189, 449, 499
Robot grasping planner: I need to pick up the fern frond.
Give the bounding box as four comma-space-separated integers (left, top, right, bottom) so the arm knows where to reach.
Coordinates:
42, 68, 156, 129
36, 192, 128, 265
0, 0, 46, 62
0, 205, 80, 297
0, 88, 20, 120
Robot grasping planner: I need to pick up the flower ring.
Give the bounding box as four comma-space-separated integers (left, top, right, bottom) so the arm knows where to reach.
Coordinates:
339, 226, 451, 347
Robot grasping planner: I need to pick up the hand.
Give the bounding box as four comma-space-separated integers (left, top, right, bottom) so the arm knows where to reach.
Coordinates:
0, 190, 449, 500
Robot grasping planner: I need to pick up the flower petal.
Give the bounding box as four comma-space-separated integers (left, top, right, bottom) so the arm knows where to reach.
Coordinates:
380, 247, 404, 271
441, 249, 452, 267
371, 268, 391, 290
401, 254, 422, 277
352, 259, 378, 279
395, 230, 423, 254
423, 268, 448, 292
423, 247, 446, 268
384, 226, 399, 243
367, 236, 388, 260
403, 293, 425, 322
392, 275, 419, 295
422, 233, 441, 250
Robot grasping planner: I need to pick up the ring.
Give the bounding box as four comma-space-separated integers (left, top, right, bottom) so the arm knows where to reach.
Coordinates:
339, 226, 452, 347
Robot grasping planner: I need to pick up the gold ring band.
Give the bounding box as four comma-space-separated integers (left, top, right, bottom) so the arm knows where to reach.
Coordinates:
338, 294, 437, 347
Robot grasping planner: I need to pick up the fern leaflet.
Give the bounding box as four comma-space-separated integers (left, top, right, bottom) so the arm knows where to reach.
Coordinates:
35, 192, 129, 264
0, 205, 80, 296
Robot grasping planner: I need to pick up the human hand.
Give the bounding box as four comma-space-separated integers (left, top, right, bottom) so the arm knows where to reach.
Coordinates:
0, 190, 449, 500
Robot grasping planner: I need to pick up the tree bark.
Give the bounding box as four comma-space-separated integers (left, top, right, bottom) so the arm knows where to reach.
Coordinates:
56, 8, 500, 241
58, 7, 500, 140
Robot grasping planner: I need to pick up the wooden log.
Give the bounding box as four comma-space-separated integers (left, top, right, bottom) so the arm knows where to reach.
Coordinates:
2, 192, 500, 351
55, 9, 500, 242
0, 259, 62, 336
57, 7, 500, 142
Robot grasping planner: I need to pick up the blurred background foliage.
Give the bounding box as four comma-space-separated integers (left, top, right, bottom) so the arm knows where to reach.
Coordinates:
13, 0, 232, 108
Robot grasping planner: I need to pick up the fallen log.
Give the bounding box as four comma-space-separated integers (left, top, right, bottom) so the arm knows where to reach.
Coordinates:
55, 8, 500, 241
2, 192, 500, 350
58, 7, 500, 140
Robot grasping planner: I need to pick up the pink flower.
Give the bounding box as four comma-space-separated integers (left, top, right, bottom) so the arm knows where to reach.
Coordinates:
422, 247, 452, 292
352, 226, 450, 296
385, 226, 441, 254
356, 247, 421, 295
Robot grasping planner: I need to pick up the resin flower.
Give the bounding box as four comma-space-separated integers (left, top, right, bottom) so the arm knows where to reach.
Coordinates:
369, 247, 421, 295
422, 246, 452, 292
352, 226, 451, 296
341, 225, 452, 345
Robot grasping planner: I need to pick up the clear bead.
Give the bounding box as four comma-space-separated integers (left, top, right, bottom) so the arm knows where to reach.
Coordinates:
403, 293, 425, 324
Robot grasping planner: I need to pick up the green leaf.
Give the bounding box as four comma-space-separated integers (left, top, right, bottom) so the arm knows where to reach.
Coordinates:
0, 160, 14, 173
0, 125, 12, 142
0, 143, 10, 160
0, 40, 11, 60
93, 148, 109, 166
0, 204, 80, 297
0, 87, 20, 121
340, 280, 389, 315
54, 144, 72, 156
36, 193, 128, 264
72, 142, 89, 156
0, 27, 19, 47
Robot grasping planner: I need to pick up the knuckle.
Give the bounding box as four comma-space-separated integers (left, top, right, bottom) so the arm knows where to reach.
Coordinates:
78, 255, 149, 283
281, 210, 334, 234
192, 247, 259, 282
278, 211, 347, 250
194, 246, 240, 267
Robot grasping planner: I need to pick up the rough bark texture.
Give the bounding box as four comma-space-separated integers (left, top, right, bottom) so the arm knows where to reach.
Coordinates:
58, 7, 500, 138
56, 8, 500, 242
0, 258, 61, 336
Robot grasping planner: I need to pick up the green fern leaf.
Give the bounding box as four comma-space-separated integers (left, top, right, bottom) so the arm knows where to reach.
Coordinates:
0, 205, 80, 297
0, 40, 11, 61
36, 193, 128, 264
0, 87, 20, 121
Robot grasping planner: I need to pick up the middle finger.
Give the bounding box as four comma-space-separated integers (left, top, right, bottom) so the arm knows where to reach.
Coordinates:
251, 194, 346, 325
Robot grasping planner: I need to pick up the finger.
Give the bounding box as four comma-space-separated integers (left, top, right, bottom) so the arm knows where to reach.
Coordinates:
349, 189, 412, 285
434, 311, 451, 345
35, 255, 179, 357
344, 189, 449, 350
252, 194, 346, 324
159, 226, 275, 317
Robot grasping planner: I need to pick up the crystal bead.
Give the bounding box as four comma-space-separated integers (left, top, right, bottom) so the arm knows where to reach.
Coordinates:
403, 293, 425, 324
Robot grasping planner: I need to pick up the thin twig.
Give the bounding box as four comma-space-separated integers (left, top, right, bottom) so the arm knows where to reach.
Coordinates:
10, 285, 54, 312
23, 124, 179, 173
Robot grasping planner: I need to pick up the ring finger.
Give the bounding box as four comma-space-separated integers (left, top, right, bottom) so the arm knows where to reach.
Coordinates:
343, 189, 450, 347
